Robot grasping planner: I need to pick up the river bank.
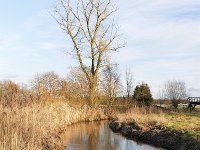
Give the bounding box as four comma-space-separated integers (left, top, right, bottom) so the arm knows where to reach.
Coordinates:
2, 99, 199, 150
109, 120, 200, 150
34, 105, 110, 150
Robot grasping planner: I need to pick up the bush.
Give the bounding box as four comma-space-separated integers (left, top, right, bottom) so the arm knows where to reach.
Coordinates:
171, 99, 179, 108
133, 83, 153, 106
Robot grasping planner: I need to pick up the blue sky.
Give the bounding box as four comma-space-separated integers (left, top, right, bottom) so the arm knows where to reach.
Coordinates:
0, 0, 200, 97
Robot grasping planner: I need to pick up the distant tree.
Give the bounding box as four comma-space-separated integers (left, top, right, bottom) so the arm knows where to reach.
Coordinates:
0, 80, 20, 107
31, 72, 62, 100
125, 68, 134, 98
133, 82, 153, 106
101, 63, 121, 106
156, 89, 163, 107
163, 80, 187, 108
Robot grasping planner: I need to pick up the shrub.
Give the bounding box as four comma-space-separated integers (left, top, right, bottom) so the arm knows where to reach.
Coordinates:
133, 83, 153, 106
163, 80, 187, 108
171, 99, 179, 108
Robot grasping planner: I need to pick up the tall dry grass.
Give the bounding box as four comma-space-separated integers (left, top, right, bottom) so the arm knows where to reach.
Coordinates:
0, 100, 107, 150
116, 107, 167, 129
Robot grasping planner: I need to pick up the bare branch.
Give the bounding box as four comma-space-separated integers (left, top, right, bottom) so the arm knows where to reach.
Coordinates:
53, 0, 123, 105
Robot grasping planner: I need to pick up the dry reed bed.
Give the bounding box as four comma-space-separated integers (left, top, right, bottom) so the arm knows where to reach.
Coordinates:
115, 107, 167, 129
0, 101, 107, 150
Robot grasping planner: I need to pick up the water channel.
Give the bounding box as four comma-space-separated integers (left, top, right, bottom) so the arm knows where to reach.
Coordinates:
63, 121, 162, 150
63, 121, 160, 150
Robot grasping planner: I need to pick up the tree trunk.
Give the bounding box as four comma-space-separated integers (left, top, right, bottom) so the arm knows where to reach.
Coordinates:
88, 76, 97, 106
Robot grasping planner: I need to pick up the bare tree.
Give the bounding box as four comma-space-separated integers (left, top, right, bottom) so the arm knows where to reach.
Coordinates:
0, 80, 20, 108
163, 80, 187, 108
53, 0, 123, 106
156, 88, 165, 107
101, 63, 121, 106
125, 68, 134, 98
31, 72, 63, 100
67, 67, 89, 99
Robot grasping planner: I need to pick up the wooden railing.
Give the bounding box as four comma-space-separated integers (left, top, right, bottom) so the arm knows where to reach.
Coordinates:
187, 97, 200, 103
187, 97, 200, 112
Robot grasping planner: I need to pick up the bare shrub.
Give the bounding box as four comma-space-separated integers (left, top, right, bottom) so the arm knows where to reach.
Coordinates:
163, 80, 187, 108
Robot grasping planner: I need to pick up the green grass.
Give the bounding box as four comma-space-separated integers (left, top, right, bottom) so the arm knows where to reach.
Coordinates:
117, 107, 200, 141
165, 113, 200, 129
164, 112, 200, 141
156, 103, 200, 110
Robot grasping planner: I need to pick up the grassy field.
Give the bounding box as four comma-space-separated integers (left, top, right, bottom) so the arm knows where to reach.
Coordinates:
164, 112, 200, 140
156, 103, 200, 110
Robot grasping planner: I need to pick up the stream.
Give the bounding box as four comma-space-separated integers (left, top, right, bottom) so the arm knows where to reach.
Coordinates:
63, 121, 162, 150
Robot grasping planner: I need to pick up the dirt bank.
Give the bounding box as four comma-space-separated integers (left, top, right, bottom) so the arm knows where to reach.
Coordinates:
109, 120, 200, 150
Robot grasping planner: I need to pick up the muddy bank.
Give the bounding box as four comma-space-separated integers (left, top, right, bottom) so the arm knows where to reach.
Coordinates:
109, 120, 200, 150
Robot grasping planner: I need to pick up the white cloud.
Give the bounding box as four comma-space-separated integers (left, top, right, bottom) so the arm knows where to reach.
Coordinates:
188, 88, 200, 97
0, 35, 22, 51
0, 74, 19, 79
37, 42, 66, 50
23, 10, 51, 31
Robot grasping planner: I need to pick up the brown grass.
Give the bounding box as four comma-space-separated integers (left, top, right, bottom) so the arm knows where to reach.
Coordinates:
0, 100, 107, 150
115, 107, 166, 129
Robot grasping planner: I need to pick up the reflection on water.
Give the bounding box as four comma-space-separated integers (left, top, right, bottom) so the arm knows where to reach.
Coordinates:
63, 121, 162, 150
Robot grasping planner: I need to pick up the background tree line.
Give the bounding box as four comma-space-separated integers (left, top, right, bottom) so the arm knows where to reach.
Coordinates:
0, 68, 188, 109
0, 67, 153, 110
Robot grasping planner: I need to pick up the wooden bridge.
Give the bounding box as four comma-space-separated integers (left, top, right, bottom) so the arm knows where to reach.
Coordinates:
187, 97, 200, 112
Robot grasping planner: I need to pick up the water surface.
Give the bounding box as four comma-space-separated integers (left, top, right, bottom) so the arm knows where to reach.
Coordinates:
63, 121, 162, 150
